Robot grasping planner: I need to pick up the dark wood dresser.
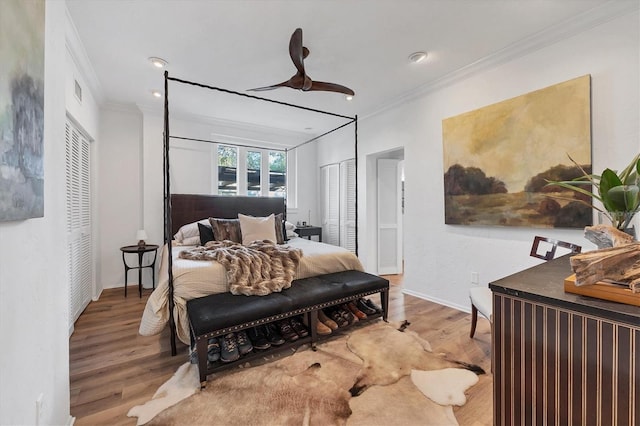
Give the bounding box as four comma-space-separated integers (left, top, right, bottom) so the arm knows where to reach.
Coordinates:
489, 255, 639, 426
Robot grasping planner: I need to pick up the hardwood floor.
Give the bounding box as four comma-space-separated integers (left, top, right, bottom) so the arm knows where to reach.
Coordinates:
70, 276, 493, 425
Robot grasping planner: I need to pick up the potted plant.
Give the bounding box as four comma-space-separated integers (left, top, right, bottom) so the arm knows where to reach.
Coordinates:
546, 153, 640, 232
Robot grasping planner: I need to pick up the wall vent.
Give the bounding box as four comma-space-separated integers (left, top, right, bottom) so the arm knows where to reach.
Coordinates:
74, 79, 82, 103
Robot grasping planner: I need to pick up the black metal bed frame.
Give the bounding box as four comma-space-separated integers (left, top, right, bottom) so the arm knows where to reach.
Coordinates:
162, 71, 358, 355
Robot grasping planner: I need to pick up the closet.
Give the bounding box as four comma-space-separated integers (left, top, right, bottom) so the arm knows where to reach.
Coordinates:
65, 118, 93, 331
320, 159, 356, 253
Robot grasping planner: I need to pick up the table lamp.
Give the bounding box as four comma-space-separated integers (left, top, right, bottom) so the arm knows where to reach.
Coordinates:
136, 229, 148, 247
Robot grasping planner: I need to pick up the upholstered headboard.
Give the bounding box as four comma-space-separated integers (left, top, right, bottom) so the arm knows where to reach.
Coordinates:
170, 194, 286, 236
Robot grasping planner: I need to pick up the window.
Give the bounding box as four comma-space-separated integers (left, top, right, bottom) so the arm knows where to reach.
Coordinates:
269, 151, 286, 198
247, 150, 261, 196
218, 145, 237, 195
213, 145, 290, 201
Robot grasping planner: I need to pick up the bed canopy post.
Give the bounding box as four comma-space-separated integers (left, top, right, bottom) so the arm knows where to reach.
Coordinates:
354, 115, 358, 257
163, 70, 178, 356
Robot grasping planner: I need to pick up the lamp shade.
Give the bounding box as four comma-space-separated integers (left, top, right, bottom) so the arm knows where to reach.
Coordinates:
136, 229, 148, 242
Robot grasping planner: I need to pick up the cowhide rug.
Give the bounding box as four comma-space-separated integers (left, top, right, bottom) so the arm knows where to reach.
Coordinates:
128, 321, 484, 425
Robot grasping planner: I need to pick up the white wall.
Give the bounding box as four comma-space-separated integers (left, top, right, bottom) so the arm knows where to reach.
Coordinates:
97, 106, 143, 289
320, 9, 639, 311
0, 1, 71, 424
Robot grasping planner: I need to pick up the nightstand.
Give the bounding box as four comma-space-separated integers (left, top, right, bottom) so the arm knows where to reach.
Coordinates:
295, 226, 322, 242
120, 244, 159, 298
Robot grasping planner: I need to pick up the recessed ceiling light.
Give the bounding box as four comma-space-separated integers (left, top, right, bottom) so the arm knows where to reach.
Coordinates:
151, 90, 162, 98
148, 57, 168, 68
345, 95, 354, 101
408, 51, 427, 64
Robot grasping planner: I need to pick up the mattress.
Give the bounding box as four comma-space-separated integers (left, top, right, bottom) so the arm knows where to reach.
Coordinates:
139, 237, 364, 344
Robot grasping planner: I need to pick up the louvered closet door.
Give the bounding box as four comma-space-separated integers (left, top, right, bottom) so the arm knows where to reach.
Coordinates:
339, 159, 356, 253
65, 120, 93, 329
320, 164, 340, 246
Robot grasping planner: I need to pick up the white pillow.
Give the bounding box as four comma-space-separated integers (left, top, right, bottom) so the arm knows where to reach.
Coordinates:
173, 219, 209, 243
238, 214, 277, 245
284, 221, 296, 231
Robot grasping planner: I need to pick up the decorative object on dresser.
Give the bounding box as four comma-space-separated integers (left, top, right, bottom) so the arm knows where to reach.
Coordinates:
128, 321, 484, 426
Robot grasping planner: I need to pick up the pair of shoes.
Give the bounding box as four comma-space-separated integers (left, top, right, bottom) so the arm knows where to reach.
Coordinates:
318, 310, 338, 330
324, 308, 349, 327
235, 330, 253, 355
220, 333, 240, 363
207, 338, 221, 362
290, 316, 309, 338
347, 301, 368, 319
356, 298, 380, 315
325, 306, 356, 326
276, 319, 299, 342
338, 304, 358, 324
316, 320, 332, 335
248, 326, 271, 350
302, 313, 332, 335
264, 324, 286, 346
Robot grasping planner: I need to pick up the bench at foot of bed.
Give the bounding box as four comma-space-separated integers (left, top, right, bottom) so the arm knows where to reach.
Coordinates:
187, 270, 389, 387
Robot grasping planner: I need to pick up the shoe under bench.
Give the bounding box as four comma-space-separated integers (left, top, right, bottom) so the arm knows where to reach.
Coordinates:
187, 269, 389, 387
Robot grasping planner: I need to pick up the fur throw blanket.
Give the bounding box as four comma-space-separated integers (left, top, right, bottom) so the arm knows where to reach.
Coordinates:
178, 240, 303, 296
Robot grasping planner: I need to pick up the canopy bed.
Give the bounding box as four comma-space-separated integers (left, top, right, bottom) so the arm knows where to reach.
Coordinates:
140, 71, 368, 356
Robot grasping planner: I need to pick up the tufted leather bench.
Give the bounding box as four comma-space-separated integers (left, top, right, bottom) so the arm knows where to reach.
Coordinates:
187, 270, 389, 386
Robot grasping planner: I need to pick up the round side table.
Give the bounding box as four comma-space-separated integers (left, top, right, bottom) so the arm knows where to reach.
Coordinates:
120, 244, 159, 298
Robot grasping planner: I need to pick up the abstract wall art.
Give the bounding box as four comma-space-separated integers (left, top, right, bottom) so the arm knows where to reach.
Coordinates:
0, 0, 45, 221
442, 75, 592, 229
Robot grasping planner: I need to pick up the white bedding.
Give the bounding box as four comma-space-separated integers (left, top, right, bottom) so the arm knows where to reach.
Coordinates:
139, 237, 364, 344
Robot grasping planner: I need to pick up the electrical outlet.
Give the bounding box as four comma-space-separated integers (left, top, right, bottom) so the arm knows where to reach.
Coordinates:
36, 393, 44, 425
471, 272, 479, 285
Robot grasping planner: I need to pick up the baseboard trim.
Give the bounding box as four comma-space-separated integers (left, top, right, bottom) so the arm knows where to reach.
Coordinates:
402, 288, 471, 314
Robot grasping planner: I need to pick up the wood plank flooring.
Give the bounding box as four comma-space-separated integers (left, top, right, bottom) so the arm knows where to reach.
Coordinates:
70, 277, 493, 425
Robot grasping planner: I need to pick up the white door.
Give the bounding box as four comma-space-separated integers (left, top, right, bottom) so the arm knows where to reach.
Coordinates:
66, 119, 93, 331
320, 164, 340, 245
377, 159, 403, 274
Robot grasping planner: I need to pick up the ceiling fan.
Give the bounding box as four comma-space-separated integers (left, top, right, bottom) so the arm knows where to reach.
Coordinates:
249, 28, 355, 96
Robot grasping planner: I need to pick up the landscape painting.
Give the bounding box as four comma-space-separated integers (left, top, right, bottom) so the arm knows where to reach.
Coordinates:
0, 0, 45, 221
442, 75, 592, 229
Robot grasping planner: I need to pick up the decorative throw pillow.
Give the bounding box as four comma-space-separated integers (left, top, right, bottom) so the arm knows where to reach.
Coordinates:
198, 223, 215, 245
209, 218, 242, 243
284, 221, 297, 239
173, 219, 209, 243
274, 213, 285, 244
238, 213, 277, 245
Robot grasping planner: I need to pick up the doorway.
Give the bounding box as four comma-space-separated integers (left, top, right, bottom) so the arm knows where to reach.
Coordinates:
373, 148, 404, 275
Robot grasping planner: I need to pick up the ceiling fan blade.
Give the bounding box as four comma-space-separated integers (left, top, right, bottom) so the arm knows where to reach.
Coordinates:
289, 28, 305, 75
248, 80, 292, 92
248, 73, 308, 92
308, 80, 355, 96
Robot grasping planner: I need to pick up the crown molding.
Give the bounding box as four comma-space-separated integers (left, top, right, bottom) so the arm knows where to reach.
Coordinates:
64, 7, 104, 104
361, 0, 639, 123
101, 101, 143, 114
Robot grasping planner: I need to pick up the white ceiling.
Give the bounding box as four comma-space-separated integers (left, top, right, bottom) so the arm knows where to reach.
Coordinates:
66, 0, 632, 142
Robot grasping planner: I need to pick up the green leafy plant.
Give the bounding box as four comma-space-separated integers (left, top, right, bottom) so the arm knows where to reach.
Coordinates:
545, 153, 640, 230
